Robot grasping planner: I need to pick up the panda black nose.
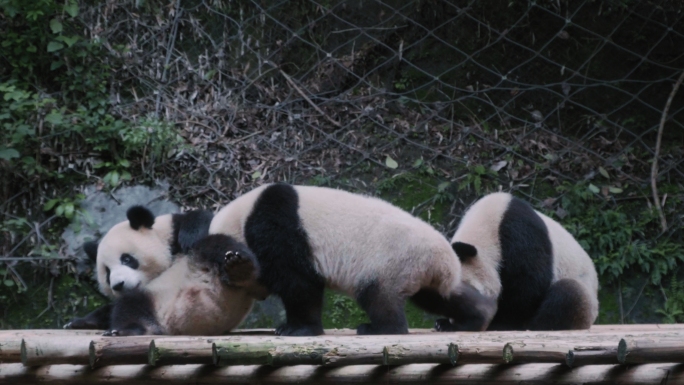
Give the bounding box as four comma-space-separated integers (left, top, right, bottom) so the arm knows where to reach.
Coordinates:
112, 282, 124, 291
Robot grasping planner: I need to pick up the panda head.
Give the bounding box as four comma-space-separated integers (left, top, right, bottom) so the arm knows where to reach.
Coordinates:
84, 206, 187, 299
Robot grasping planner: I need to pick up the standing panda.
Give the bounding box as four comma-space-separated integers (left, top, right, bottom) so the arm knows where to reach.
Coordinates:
207, 182, 496, 336
442, 192, 599, 331
64, 205, 213, 330
103, 234, 262, 336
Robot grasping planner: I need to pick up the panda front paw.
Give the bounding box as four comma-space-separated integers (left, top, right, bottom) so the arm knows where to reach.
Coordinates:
63, 322, 73, 329
102, 329, 120, 337
222, 250, 257, 284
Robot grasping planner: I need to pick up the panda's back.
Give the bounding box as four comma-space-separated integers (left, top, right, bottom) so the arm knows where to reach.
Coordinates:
294, 185, 458, 296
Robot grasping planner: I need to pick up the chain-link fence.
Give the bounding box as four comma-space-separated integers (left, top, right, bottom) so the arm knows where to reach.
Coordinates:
94, 0, 684, 219
2, 0, 684, 327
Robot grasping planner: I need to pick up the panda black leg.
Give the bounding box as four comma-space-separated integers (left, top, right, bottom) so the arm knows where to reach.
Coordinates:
276, 281, 325, 336
410, 284, 497, 332
528, 279, 594, 331
355, 280, 409, 335
64, 303, 113, 330
107, 290, 164, 336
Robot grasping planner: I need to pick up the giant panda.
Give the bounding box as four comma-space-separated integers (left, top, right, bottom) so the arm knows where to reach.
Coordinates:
442, 192, 599, 331
64, 205, 213, 330
103, 233, 262, 336
206, 182, 497, 336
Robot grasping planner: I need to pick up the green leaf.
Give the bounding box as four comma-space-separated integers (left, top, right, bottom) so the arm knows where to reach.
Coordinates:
45, 111, 63, 125
608, 187, 623, 194
50, 61, 64, 70
251, 170, 262, 179
204, 69, 217, 80
4, 280, 14, 287
64, 203, 75, 219
43, 199, 60, 211
0, 148, 20, 160
412, 158, 423, 168
437, 181, 450, 192
47, 41, 64, 52
598, 166, 609, 179
50, 19, 63, 34
56, 35, 79, 47
109, 171, 120, 186
55, 205, 64, 216
588, 184, 600, 194
119, 159, 130, 167
64, 2, 79, 17
474, 164, 485, 174
385, 156, 398, 169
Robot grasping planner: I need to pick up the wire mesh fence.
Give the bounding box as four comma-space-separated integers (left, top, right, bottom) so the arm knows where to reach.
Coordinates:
91, 0, 684, 229
1, 0, 684, 326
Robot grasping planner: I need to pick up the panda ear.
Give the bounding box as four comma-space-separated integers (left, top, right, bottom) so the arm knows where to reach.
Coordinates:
83, 241, 99, 262
127, 206, 155, 230
452, 242, 478, 261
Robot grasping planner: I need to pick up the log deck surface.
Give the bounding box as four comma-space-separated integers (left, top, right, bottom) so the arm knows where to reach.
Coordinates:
0, 324, 683, 384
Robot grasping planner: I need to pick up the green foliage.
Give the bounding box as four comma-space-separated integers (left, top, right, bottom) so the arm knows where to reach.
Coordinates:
374, 159, 454, 225
458, 164, 496, 194
656, 274, 684, 323
0, 0, 185, 329
322, 291, 368, 328
43, 193, 84, 220
553, 182, 684, 286
0, 0, 183, 184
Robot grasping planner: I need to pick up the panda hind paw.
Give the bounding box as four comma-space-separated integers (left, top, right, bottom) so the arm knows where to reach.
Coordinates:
275, 323, 323, 337
434, 318, 457, 332
222, 251, 256, 284
102, 329, 120, 337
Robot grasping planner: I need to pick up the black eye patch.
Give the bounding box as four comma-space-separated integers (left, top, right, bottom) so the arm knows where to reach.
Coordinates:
105, 267, 111, 285
120, 253, 140, 269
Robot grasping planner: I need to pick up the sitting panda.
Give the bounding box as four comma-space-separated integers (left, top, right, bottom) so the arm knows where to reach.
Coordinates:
64, 205, 213, 330
206, 182, 496, 336
440, 192, 599, 331
104, 234, 262, 336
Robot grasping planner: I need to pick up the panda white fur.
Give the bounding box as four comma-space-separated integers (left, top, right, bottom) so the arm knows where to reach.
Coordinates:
445, 192, 599, 331
64, 205, 213, 330
103, 234, 261, 336
207, 182, 496, 336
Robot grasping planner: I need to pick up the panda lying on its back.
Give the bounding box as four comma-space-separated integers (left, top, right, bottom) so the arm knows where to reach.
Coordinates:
208, 182, 497, 336
65, 205, 213, 330
105, 234, 261, 336
443, 192, 599, 331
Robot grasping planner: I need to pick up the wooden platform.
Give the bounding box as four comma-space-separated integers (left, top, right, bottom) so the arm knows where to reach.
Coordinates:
1, 324, 683, 384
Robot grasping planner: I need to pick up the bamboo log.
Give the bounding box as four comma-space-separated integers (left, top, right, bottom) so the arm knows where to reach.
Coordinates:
617, 338, 684, 364
0, 330, 102, 364
148, 337, 216, 366
213, 338, 508, 367
502, 341, 618, 365
566, 347, 618, 367
213, 341, 389, 367
89, 337, 156, 368
2, 362, 684, 384
382, 342, 456, 366
21, 336, 95, 367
